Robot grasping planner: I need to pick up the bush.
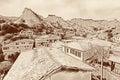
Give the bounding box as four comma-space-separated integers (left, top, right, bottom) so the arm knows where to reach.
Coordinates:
0, 31, 5, 36
8, 52, 20, 63
0, 20, 5, 23
4, 33, 13, 41
14, 52, 20, 61
1, 23, 18, 34
18, 23, 29, 29
0, 54, 4, 62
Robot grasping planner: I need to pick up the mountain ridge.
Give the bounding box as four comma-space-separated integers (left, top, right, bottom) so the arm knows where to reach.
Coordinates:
0, 8, 120, 41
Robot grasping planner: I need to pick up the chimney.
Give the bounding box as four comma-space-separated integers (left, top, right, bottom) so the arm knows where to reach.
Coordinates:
33, 48, 37, 53
32, 48, 38, 60
32, 39, 36, 49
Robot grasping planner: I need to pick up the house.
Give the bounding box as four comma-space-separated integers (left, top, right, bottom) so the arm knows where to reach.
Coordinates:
53, 29, 64, 36
62, 41, 95, 62
62, 39, 73, 43
52, 41, 64, 50
65, 30, 75, 38
35, 35, 61, 48
77, 38, 114, 50
107, 53, 120, 80
3, 47, 94, 80
109, 54, 120, 74
87, 38, 112, 46
35, 38, 49, 47
112, 34, 120, 43
75, 28, 86, 37
2, 39, 34, 60
19, 29, 34, 38
0, 61, 12, 79
72, 36, 85, 41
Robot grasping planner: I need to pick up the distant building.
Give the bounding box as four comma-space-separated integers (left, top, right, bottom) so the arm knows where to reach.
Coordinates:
4, 47, 94, 80
65, 30, 75, 38
107, 53, 120, 80
62, 39, 73, 43
35, 35, 61, 48
62, 41, 94, 62
19, 29, 34, 38
109, 54, 120, 74
1, 39, 11, 46
52, 41, 64, 50
97, 32, 108, 40
2, 39, 34, 60
72, 36, 85, 41
35, 38, 49, 47
75, 28, 86, 37
92, 38, 113, 46
112, 34, 120, 43
53, 29, 64, 36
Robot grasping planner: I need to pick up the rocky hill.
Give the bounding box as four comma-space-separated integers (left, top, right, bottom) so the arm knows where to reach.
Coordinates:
0, 15, 17, 23
0, 8, 120, 41
14, 8, 43, 27
44, 15, 72, 29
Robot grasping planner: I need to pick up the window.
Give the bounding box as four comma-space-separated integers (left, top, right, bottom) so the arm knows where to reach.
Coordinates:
29, 41, 33, 44
66, 48, 69, 53
74, 51, 78, 56
16, 47, 19, 49
77, 52, 81, 57
50, 40, 52, 43
70, 49, 74, 54
16, 42, 19, 45
113, 68, 120, 75
21, 42, 25, 44
3, 47, 9, 50
41, 42, 44, 46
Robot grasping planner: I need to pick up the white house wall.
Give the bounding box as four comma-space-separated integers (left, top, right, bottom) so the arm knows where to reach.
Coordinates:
46, 71, 91, 80
2, 39, 34, 55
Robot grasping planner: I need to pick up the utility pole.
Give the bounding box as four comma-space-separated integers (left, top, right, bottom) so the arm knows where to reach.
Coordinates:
100, 47, 104, 80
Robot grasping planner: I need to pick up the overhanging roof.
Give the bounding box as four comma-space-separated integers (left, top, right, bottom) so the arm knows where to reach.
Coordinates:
4, 47, 94, 80
108, 54, 120, 64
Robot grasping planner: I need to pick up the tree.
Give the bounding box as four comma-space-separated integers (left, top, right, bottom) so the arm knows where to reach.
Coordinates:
107, 32, 113, 41
1, 23, 9, 31
0, 31, 5, 36
93, 27, 98, 31
0, 20, 5, 23
4, 33, 13, 41
18, 23, 29, 29
0, 44, 3, 54
13, 52, 20, 62
1, 23, 18, 34
8, 54, 15, 63
46, 27, 53, 34
82, 33, 87, 38
0, 54, 4, 62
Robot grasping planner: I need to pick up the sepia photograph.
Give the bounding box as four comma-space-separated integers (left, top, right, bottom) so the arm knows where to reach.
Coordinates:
0, 0, 120, 80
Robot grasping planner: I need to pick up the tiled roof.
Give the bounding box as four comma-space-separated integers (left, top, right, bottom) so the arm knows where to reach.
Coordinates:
3, 39, 34, 46
0, 61, 12, 71
108, 54, 120, 64
49, 48, 94, 70
4, 47, 94, 80
37, 35, 61, 40
52, 41, 64, 48
65, 41, 91, 51
112, 46, 120, 52
89, 39, 112, 47
111, 50, 120, 57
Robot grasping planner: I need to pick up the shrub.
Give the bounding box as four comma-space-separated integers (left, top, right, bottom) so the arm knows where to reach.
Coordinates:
0, 54, 4, 62
3, 33, 13, 41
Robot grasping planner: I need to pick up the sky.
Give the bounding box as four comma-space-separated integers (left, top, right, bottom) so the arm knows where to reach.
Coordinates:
0, 0, 120, 20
